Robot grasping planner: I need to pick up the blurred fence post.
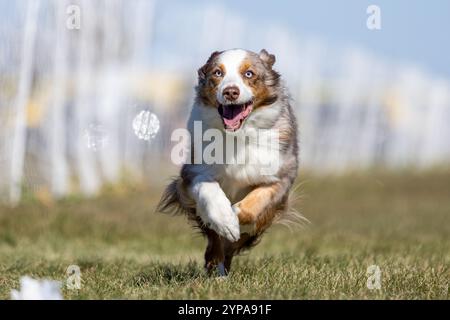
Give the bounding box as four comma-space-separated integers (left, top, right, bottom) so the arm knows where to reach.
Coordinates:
9, 0, 40, 205
49, 0, 69, 197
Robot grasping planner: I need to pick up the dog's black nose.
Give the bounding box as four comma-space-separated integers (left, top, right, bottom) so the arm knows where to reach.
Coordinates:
223, 86, 240, 101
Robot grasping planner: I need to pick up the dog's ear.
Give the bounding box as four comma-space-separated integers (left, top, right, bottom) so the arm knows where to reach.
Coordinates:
198, 51, 221, 83
259, 49, 276, 68
197, 65, 207, 83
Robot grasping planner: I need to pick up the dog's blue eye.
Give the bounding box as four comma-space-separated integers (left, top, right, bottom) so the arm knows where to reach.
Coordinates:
245, 71, 254, 78
214, 70, 222, 77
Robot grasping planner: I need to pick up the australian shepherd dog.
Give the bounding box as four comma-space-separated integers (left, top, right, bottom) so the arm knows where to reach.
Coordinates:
158, 48, 299, 276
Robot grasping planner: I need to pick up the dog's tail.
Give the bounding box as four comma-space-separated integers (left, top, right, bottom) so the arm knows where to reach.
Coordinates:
275, 181, 310, 230
156, 177, 194, 215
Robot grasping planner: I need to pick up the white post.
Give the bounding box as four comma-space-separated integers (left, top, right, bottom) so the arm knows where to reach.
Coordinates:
9, 0, 41, 205
73, 0, 101, 195
49, 0, 69, 197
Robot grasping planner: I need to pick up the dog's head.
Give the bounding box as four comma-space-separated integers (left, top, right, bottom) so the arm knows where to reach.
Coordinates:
196, 49, 280, 132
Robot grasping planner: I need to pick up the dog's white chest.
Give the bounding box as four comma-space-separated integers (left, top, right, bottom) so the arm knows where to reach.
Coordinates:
218, 131, 281, 201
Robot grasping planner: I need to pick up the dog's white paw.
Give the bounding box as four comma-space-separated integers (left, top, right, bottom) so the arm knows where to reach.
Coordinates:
198, 195, 240, 242
206, 205, 240, 242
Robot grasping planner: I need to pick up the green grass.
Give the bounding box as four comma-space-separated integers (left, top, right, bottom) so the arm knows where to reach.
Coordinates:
0, 171, 449, 299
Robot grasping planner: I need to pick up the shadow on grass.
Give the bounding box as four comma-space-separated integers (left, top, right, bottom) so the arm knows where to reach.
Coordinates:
130, 261, 206, 286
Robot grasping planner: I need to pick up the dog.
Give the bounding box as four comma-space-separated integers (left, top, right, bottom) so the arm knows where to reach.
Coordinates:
158, 48, 299, 275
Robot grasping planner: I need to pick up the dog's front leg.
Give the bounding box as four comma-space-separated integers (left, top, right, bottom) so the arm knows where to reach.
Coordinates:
189, 175, 240, 242
233, 180, 290, 235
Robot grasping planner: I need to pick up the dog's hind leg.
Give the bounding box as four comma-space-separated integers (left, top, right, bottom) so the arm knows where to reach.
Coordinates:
223, 233, 259, 273
204, 228, 226, 276
223, 241, 235, 273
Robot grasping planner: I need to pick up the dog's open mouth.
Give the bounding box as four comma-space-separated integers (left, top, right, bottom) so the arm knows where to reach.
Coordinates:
218, 100, 253, 131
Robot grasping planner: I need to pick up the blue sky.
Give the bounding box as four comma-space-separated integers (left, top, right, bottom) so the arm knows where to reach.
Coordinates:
1, 0, 448, 78
165, 0, 450, 78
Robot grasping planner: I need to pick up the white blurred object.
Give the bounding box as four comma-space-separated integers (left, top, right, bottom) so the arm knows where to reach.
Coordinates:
83, 124, 108, 151
10, 276, 63, 300
132, 110, 160, 141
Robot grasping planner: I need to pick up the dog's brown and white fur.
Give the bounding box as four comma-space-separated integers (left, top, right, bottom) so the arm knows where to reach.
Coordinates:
158, 49, 299, 275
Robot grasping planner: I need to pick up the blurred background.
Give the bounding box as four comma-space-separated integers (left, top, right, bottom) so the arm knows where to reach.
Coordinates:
1, 1, 449, 300
1, 0, 450, 205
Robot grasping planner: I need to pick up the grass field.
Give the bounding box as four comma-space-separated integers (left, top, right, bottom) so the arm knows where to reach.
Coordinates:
0, 171, 449, 299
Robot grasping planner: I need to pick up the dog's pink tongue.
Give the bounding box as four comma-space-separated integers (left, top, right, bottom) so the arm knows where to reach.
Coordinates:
221, 105, 245, 130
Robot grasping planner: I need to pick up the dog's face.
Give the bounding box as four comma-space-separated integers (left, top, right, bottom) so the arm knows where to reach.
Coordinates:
197, 49, 280, 131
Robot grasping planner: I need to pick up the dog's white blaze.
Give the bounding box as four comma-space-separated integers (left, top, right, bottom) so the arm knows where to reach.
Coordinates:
216, 49, 253, 105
